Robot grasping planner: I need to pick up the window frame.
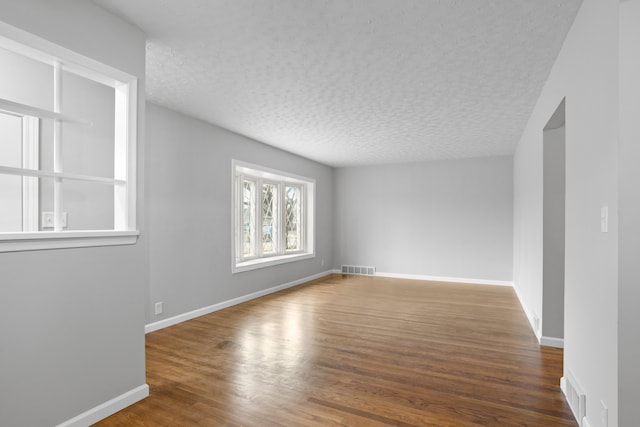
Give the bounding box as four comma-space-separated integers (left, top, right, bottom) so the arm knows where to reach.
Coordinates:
232, 160, 315, 273
0, 22, 139, 252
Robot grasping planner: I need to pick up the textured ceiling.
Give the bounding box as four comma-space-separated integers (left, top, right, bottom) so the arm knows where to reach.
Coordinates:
93, 0, 582, 167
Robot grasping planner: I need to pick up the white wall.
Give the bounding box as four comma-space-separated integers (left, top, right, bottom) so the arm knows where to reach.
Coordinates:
618, 0, 640, 424
333, 157, 513, 282
145, 103, 333, 324
0, 1, 147, 426
513, 0, 619, 425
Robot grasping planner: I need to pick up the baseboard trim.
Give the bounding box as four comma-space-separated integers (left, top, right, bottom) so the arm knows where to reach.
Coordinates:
56, 384, 149, 427
145, 270, 334, 333
540, 336, 564, 348
373, 271, 513, 287
512, 283, 540, 339
560, 376, 567, 395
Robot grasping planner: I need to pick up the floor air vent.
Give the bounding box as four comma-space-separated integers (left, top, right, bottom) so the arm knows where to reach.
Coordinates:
561, 373, 586, 426
341, 265, 376, 276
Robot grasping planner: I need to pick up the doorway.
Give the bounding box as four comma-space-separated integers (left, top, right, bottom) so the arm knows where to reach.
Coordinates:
542, 98, 566, 347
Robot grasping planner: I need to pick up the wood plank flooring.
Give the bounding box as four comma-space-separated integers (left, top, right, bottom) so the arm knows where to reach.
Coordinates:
95, 274, 576, 426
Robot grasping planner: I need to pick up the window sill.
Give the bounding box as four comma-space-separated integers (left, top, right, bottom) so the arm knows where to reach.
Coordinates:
0, 230, 140, 252
233, 252, 315, 273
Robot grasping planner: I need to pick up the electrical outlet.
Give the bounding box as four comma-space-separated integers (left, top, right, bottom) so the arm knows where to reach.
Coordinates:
42, 211, 68, 228
155, 302, 163, 315
321, 259, 325, 267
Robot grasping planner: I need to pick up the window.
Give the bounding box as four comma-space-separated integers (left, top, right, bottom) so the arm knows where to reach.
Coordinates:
0, 26, 138, 252
233, 160, 315, 272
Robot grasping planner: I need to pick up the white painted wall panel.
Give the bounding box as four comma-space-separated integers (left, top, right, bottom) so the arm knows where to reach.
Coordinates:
0, 1, 147, 425
619, 1, 640, 424
513, 0, 620, 425
333, 157, 513, 282
145, 103, 333, 323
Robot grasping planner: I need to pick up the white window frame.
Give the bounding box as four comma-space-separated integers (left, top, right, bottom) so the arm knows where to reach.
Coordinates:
0, 22, 139, 252
232, 160, 315, 273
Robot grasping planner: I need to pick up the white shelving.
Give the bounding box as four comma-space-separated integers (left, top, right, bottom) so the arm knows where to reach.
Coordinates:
0, 97, 92, 126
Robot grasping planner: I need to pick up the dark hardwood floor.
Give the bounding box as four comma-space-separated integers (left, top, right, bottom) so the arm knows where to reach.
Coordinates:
95, 274, 576, 426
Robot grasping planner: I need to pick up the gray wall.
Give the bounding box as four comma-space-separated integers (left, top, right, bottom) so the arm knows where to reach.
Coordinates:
619, 1, 640, 424
333, 157, 513, 282
542, 125, 565, 340
146, 103, 333, 323
0, 1, 147, 426
513, 0, 620, 424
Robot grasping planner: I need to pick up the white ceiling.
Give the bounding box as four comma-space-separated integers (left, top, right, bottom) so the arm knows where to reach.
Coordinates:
93, 0, 582, 167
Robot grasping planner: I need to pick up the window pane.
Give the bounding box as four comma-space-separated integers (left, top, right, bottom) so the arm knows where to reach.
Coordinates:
0, 45, 53, 111
285, 186, 301, 251
262, 183, 277, 254
0, 112, 23, 169
0, 174, 22, 232
61, 70, 115, 178
0, 175, 44, 232
242, 180, 256, 257
39, 178, 113, 231
62, 180, 114, 230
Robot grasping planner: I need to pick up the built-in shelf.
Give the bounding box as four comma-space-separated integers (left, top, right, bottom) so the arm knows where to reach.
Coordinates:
0, 97, 92, 126
0, 165, 124, 186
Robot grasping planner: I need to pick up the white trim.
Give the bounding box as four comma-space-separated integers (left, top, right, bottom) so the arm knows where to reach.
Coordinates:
21, 116, 39, 232
235, 252, 315, 273
231, 159, 316, 273
0, 230, 139, 252
0, 165, 125, 185
234, 159, 315, 184
53, 60, 63, 232
0, 21, 135, 86
0, 97, 92, 126
374, 271, 514, 287
0, 21, 138, 243
146, 270, 334, 333
56, 384, 148, 427
540, 336, 564, 348
511, 282, 540, 339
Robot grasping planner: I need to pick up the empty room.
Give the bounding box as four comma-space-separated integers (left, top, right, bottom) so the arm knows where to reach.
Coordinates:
0, 0, 639, 426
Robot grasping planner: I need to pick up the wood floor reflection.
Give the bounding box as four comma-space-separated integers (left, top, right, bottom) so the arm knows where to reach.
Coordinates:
95, 274, 576, 426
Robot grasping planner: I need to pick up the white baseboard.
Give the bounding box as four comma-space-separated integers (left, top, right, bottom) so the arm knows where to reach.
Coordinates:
560, 376, 567, 395
373, 271, 514, 287
540, 335, 564, 348
511, 285, 564, 348
511, 282, 540, 339
56, 384, 149, 427
145, 270, 334, 333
